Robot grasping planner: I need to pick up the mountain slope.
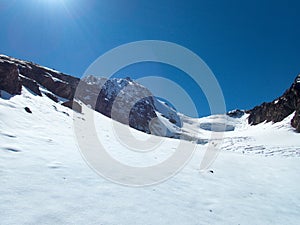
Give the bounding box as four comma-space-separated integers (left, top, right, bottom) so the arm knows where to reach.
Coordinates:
248, 74, 300, 131
0, 55, 185, 140
0, 54, 79, 99
1, 53, 300, 224
1, 88, 300, 225
1, 54, 300, 136
76, 75, 182, 136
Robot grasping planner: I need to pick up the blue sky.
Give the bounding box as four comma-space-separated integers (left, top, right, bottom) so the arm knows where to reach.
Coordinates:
0, 0, 299, 117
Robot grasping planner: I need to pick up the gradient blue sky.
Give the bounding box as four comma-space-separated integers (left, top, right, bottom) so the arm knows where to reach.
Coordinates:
0, 0, 299, 117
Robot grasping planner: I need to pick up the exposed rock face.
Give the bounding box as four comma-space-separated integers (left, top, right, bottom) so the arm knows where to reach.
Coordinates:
128, 97, 157, 133
291, 109, 300, 132
0, 60, 21, 95
62, 100, 82, 113
248, 74, 300, 132
19, 76, 42, 96
45, 93, 59, 103
0, 55, 181, 136
76, 76, 176, 134
0, 55, 79, 99
17, 63, 79, 100
227, 109, 245, 118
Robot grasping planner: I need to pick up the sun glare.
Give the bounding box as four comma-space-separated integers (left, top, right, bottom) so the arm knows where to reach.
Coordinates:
34, 0, 71, 11
37, 0, 68, 6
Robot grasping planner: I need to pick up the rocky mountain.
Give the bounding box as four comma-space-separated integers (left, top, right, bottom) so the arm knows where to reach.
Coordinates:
0, 54, 182, 138
247, 74, 300, 132
1, 54, 299, 135
76, 75, 182, 135
0, 55, 79, 99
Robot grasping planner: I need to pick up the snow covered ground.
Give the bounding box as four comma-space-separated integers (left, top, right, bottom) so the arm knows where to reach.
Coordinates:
1, 89, 300, 225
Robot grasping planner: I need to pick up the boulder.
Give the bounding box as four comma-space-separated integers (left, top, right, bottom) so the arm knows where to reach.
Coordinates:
24, 107, 32, 113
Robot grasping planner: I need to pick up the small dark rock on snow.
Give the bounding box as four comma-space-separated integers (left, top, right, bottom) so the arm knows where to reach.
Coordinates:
24, 107, 32, 113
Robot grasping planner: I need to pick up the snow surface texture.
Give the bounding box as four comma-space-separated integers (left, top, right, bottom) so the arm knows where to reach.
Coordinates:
1, 89, 300, 225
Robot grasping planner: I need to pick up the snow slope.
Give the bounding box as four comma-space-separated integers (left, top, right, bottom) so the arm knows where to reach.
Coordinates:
1, 89, 300, 225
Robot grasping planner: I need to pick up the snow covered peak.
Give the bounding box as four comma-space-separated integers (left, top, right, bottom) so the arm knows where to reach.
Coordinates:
82, 75, 134, 87
78, 75, 184, 137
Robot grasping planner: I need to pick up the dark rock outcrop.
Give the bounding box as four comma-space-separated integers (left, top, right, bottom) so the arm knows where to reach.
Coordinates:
0, 60, 22, 95
0, 55, 79, 100
128, 97, 157, 133
17, 62, 79, 100
227, 109, 245, 118
291, 111, 300, 132
45, 93, 59, 103
75, 76, 181, 134
247, 74, 300, 132
62, 100, 82, 113
0, 55, 181, 136
76, 76, 159, 133
19, 76, 42, 96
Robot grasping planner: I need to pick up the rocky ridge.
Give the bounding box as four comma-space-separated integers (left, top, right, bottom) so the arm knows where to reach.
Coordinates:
0, 55, 181, 137
1, 54, 299, 134
247, 75, 300, 132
